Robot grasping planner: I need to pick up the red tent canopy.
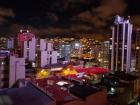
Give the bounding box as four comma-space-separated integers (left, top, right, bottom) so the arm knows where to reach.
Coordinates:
75, 66, 109, 75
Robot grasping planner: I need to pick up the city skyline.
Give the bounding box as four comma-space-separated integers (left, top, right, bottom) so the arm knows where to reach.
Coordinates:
0, 0, 140, 37
0, 14, 140, 105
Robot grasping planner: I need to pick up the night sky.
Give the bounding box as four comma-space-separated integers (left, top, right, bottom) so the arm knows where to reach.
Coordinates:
0, 0, 140, 37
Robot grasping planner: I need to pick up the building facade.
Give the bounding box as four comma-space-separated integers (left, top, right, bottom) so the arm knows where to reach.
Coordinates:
7, 38, 14, 49
135, 29, 140, 72
135, 29, 140, 96
111, 15, 133, 72
9, 56, 25, 87
40, 39, 58, 68
59, 44, 71, 61
99, 41, 110, 69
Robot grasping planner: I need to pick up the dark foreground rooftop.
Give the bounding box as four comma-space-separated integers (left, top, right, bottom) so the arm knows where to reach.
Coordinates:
0, 83, 55, 105
69, 84, 102, 99
111, 71, 139, 81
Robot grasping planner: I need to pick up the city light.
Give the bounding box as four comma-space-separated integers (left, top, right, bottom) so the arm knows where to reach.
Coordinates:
136, 46, 139, 50
36, 69, 50, 79
0, 9, 139, 105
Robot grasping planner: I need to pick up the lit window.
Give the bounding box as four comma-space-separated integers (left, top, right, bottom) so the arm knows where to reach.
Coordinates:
136, 47, 139, 50
1, 61, 5, 65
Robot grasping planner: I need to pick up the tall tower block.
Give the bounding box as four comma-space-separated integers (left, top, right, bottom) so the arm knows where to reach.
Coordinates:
111, 15, 133, 73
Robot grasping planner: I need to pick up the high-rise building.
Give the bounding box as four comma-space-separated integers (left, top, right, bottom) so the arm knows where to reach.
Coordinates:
17, 29, 36, 61
40, 51, 57, 67
0, 56, 25, 88
23, 37, 36, 61
40, 39, 47, 51
135, 29, 140, 72
7, 38, 14, 49
9, 56, 25, 87
0, 37, 7, 49
99, 41, 110, 69
39, 39, 58, 67
71, 41, 82, 58
111, 15, 133, 72
59, 44, 71, 61
28, 37, 36, 61
0, 60, 5, 88
135, 29, 140, 96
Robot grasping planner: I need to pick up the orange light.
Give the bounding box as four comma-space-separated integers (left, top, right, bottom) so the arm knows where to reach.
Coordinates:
36, 69, 50, 79
61, 65, 78, 76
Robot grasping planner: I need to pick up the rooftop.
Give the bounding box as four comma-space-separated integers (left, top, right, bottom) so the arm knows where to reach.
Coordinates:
110, 71, 139, 81
0, 82, 55, 105
69, 84, 102, 99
